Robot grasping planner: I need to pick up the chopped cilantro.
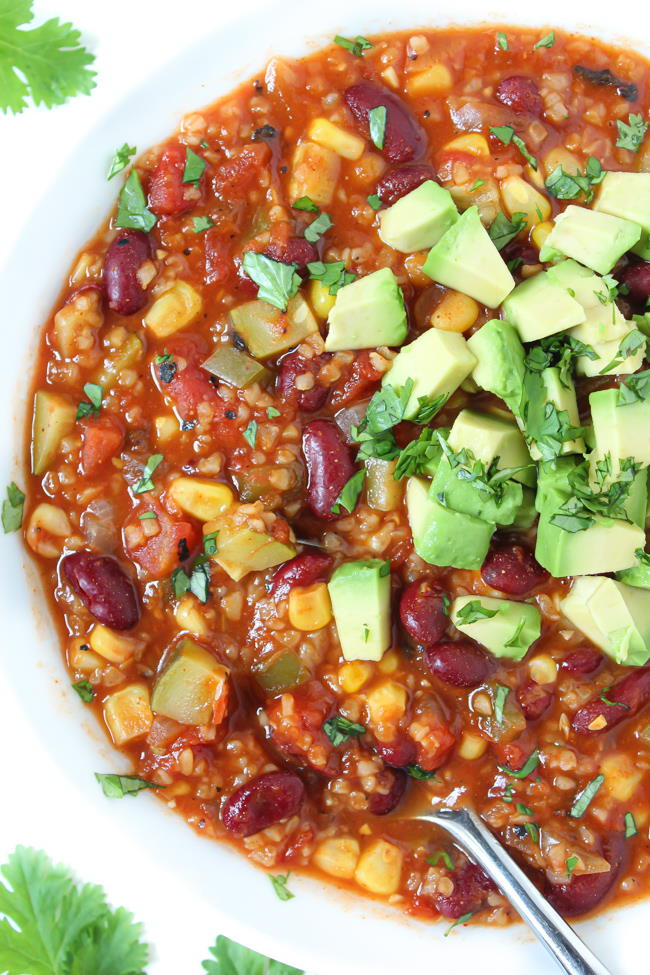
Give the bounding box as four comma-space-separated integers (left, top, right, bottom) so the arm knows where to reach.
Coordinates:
367, 193, 383, 210
182, 147, 206, 184
625, 812, 638, 838
534, 31, 555, 48
307, 260, 355, 295
496, 32, 509, 50
95, 773, 162, 798
292, 196, 319, 213
598, 329, 645, 374
616, 113, 649, 153
457, 600, 499, 626
267, 406, 281, 418
107, 143, 136, 180
72, 679, 94, 703
470, 178, 486, 192
444, 912, 474, 936
331, 469, 365, 515
133, 453, 163, 494
192, 215, 214, 233
116, 169, 156, 233
242, 252, 301, 311
304, 212, 333, 243
488, 210, 527, 250
243, 420, 258, 448
323, 715, 366, 746
2, 482, 25, 533
489, 125, 537, 169
137, 511, 157, 520
493, 684, 510, 725
333, 34, 374, 56
498, 749, 540, 779
369, 105, 387, 150
203, 531, 218, 556
405, 764, 438, 780
545, 156, 605, 204
569, 774, 605, 818
269, 872, 294, 901
76, 382, 103, 420
565, 854, 579, 878
427, 850, 455, 869
618, 368, 650, 405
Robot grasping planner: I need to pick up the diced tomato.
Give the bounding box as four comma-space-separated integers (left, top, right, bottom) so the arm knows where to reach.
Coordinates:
204, 229, 233, 287
148, 143, 203, 217
213, 143, 271, 197
157, 335, 219, 420
330, 350, 383, 407
81, 415, 125, 475
125, 502, 198, 580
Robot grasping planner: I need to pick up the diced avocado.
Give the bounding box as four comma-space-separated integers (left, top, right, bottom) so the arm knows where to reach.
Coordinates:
325, 268, 407, 352
535, 509, 644, 577
231, 293, 318, 359
527, 367, 584, 461
430, 456, 523, 525
406, 477, 494, 569
422, 206, 515, 308
253, 648, 309, 694
202, 343, 271, 387
576, 328, 646, 378
204, 508, 296, 581
594, 172, 650, 261
512, 487, 537, 531
448, 409, 535, 488
97, 333, 144, 390
502, 270, 585, 343
616, 556, 650, 590
560, 576, 650, 666
546, 259, 604, 310
569, 303, 632, 348
328, 559, 391, 662
378, 180, 459, 253
451, 595, 541, 662
382, 327, 476, 419
590, 387, 650, 469
31, 390, 76, 476
539, 205, 641, 275
467, 319, 525, 418
534, 457, 577, 515
151, 638, 228, 725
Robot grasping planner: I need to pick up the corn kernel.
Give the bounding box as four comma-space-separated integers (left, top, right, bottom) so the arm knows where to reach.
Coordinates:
365, 680, 408, 727
458, 731, 488, 760
26, 503, 71, 558
430, 291, 480, 333
174, 594, 209, 637
404, 252, 430, 288
500, 175, 551, 230
155, 415, 178, 443
68, 637, 104, 673
313, 836, 360, 879
542, 146, 582, 179
167, 476, 233, 521
89, 624, 138, 664
338, 660, 374, 693
308, 278, 336, 320
144, 280, 202, 338
103, 682, 153, 746
443, 133, 490, 157
381, 66, 400, 90
532, 220, 554, 250
355, 839, 403, 895
529, 653, 558, 685
378, 650, 400, 675
600, 753, 643, 802
307, 117, 365, 160
406, 64, 452, 97
289, 582, 332, 631
289, 142, 341, 207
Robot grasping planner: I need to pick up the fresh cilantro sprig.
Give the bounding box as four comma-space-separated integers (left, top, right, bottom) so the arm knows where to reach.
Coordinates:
550, 455, 642, 533
0, 1, 96, 115
242, 252, 301, 311
524, 334, 597, 389
618, 368, 650, 405
0, 846, 148, 974
202, 934, 304, 975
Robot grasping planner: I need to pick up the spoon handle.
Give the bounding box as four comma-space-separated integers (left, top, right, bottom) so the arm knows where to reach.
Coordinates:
432, 807, 612, 975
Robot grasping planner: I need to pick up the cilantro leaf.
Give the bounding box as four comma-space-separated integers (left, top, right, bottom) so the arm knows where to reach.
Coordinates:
565, 854, 579, 878
405, 764, 438, 780
569, 774, 605, 818
107, 143, 136, 180
242, 252, 301, 311
116, 170, 156, 233
0, 1, 96, 115
269, 873, 294, 902
545, 156, 605, 204
323, 715, 366, 746
75, 382, 103, 420
489, 126, 537, 169
331, 469, 365, 515
598, 329, 645, 374
367, 193, 382, 210
493, 684, 510, 725
534, 31, 555, 48
182, 147, 206, 184
369, 105, 387, 150
456, 600, 499, 626
2, 481, 25, 533
394, 427, 445, 480
243, 420, 258, 448
444, 911, 474, 936
133, 453, 163, 494
488, 210, 527, 250
427, 850, 455, 869
618, 368, 650, 405
95, 773, 161, 798
496, 32, 508, 50
333, 34, 374, 57
498, 749, 540, 779
0, 846, 148, 975
72, 679, 94, 703
304, 212, 333, 244
307, 260, 355, 295
292, 196, 319, 213
193, 215, 214, 233
616, 113, 649, 153
202, 934, 304, 975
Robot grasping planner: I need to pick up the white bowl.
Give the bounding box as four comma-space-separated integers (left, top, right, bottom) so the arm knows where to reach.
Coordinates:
1, 2, 647, 972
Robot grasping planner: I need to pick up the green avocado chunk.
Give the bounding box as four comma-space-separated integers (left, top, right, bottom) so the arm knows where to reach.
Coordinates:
328, 559, 392, 662
526, 366, 585, 461
325, 268, 407, 351
594, 171, 650, 260
422, 206, 515, 308
590, 387, 650, 470
560, 576, 650, 666
448, 409, 535, 487
379, 180, 459, 253
540, 205, 641, 275
467, 319, 526, 419
616, 558, 650, 590
451, 595, 541, 662
502, 270, 585, 343
406, 476, 494, 570
430, 456, 523, 525
382, 327, 476, 419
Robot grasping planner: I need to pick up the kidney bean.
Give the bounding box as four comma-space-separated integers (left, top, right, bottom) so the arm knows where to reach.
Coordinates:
367, 768, 408, 815
277, 351, 329, 413
425, 640, 492, 688
517, 680, 553, 721
374, 735, 418, 768
572, 667, 650, 735
399, 580, 449, 647
619, 261, 650, 305
265, 236, 319, 273
432, 862, 497, 919
344, 82, 426, 163
481, 544, 548, 596
103, 230, 152, 315
545, 836, 625, 917
561, 647, 603, 675
495, 76, 543, 115
221, 770, 305, 837
376, 163, 436, 205
269, 551, 333, 600
302, 420, 357, 521
62, 551, 140, 630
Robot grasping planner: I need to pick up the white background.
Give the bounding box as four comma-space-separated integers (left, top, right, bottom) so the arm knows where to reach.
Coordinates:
0, 3, 301, 973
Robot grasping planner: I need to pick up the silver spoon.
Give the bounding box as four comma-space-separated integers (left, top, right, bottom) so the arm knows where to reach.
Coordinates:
410, 806, 612, 975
